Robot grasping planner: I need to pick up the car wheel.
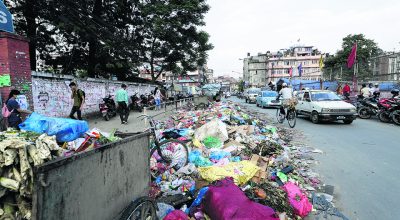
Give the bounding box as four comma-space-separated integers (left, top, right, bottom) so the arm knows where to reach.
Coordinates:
256, 102, 259, 107
343, 119, 353, 124
245, 99, 248, 103
311, 111, 319, 124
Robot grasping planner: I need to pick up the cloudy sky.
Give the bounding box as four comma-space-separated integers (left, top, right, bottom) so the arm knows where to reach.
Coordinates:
203, 0, 400, 78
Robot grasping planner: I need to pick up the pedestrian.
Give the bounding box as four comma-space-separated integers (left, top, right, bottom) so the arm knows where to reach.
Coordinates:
3, 90, 32, 130
116, 84, 129, 124
69, 82, 85, 120
154, 87, 164, 110
343, 83, 351, 99
336, 84, 343, 94
360, 83, 370, 98
372, 83, 380, 98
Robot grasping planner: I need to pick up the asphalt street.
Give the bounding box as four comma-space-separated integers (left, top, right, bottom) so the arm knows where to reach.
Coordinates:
230, 96, 400, 220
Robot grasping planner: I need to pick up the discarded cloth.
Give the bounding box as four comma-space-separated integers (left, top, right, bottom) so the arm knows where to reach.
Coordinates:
198, 160, 260, 185
163, 210, 189, 220
203, 177, 279, 220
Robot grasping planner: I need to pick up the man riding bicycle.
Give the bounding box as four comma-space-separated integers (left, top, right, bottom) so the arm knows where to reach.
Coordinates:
278, 83, 294, 116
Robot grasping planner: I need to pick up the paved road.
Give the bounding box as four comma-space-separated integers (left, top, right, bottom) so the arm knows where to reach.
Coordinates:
230, 97, 400, 220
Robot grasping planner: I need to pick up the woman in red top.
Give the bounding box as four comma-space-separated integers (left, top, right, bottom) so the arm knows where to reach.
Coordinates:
343, 83, 351, 100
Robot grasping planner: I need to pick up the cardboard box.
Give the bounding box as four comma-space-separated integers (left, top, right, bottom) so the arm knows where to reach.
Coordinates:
250, 154, 269, 183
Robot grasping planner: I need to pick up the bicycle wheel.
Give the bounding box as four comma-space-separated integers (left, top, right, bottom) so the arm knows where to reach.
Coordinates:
276, 108, 285, 123
119, 197, 157, 220
149, 139, 189, 178
287, 109, 297, 128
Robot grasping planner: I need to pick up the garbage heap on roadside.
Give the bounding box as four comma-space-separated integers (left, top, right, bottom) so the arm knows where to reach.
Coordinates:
0, 114, 120, 219
150, 101, 339, 220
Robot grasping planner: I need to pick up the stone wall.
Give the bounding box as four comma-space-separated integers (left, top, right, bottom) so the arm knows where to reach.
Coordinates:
32, 72, 156, 117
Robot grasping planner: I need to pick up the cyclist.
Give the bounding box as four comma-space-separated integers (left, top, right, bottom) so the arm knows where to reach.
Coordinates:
278, 83, 294, 116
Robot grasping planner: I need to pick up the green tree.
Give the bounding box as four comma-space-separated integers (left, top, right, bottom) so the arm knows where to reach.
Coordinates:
138, 0, 213, 82
324, 34, 383, 80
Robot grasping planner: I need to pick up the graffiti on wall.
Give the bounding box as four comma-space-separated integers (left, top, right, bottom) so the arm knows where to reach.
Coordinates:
32, 77, 156, 117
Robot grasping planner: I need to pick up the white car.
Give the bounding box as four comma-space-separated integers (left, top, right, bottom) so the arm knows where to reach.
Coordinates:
296, 90, 357, 124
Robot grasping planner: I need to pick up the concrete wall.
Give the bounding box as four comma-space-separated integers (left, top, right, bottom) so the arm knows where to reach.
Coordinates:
32, 133, 150, 220
32, 72, 156, 117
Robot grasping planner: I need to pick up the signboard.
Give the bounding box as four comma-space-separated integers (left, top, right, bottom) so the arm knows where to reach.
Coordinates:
0, 1, 14, 33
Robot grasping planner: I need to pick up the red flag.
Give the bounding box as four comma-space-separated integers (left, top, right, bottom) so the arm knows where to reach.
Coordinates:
289, 67, 293, 77
347, 43, 357, 68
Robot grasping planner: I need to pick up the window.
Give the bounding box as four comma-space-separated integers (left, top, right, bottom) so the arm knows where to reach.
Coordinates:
303, 92, 310, 101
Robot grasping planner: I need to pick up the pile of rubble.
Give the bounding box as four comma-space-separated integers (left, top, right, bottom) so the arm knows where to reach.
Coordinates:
149, 101, 347, 219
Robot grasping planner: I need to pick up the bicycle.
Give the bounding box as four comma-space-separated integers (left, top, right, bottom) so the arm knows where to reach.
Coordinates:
138, 113, 189, 179
118, 196, 157, 220
274, 99, 297, 128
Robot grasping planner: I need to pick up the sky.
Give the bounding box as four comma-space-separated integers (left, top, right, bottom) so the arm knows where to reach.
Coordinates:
203, 0, 400, 78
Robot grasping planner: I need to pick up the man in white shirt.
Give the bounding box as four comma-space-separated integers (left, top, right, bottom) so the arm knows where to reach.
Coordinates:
278, 83, 293, 114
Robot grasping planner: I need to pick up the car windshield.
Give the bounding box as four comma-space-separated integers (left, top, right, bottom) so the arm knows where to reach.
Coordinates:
262, 91, 278, 97
248, 89, 260, 94
311, 92, 341, 101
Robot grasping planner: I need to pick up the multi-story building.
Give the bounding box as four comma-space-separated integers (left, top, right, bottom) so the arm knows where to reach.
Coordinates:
214, 75, 238, 92
243, 53, 268, 87
243, 45, 324, 87
371, 52, 400, 81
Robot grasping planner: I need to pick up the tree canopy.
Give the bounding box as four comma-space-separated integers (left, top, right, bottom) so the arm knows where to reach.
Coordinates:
4, 0, 213, 81
323, 34, 383, 80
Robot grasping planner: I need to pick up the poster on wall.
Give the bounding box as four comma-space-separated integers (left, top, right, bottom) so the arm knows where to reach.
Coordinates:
16, 95, 28, 110
0, 74, 11, 87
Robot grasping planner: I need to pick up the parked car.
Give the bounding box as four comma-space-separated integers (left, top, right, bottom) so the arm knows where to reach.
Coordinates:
296, 90, 357, 124
244, 88, 261, 103
256, 91, 280, 108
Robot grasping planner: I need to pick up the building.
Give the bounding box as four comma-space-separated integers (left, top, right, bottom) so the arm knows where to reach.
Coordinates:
243, 53, 267, 87
371, 52, 400, 81
214, 75, 238, 92
205, 69, 214, 83
243, 45, 324, 87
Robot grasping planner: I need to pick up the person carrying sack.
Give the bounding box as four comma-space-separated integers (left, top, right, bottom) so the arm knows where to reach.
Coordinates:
2, 90, 32, 130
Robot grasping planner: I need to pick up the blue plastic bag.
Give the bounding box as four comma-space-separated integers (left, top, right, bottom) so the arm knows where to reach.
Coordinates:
19, 112, 89, 142
189, 150, 213, 167
209, 151, 231, 161
189, 186, 209, 211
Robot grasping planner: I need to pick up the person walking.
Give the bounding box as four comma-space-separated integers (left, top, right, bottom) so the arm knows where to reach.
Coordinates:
4, 90, 32, 130
154, 87, 163, 110
116, 84, 129, 124
69, 82, 85, 120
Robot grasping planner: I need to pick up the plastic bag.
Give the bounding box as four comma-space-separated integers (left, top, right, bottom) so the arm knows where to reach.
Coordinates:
209, 150, 231, 161
189, 186, 209, 211
19, 112, 89, 142
156, 203, 175, 219
282, 182, 312, 218
189, 150, 213, 167
203, 177, 279, 220
198, 161, 260, 185
195, 119, 228, 142
203, 136, 222, 149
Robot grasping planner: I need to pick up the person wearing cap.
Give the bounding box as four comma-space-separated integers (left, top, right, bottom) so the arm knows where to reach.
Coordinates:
372, 83, 380, 99
116, 84, 129, 124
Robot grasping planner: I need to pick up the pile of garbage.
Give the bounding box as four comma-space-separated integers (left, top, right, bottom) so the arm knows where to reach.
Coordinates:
149, 101, 334, 220
0, 131, 64, 219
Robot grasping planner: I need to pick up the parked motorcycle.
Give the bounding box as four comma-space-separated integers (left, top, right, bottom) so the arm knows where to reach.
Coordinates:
99, 95, 117, 121
376, 89, 399, 123
129, 93, 143, 112
357, 98, 380, 119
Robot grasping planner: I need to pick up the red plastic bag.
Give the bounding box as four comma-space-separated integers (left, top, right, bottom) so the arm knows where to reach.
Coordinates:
281, 182, 312, 218
163, 210, 189, 220
203, 177, 279, 220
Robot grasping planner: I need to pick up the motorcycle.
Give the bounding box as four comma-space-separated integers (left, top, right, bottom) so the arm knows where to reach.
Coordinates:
357, 95, 380, 119
377, 98, 398, 123
99, 95, 117, 121
129, 93, 143, 112
391, 100, 400, 125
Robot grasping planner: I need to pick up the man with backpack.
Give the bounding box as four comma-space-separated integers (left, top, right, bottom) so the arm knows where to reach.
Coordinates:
69, 82, 85, 120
